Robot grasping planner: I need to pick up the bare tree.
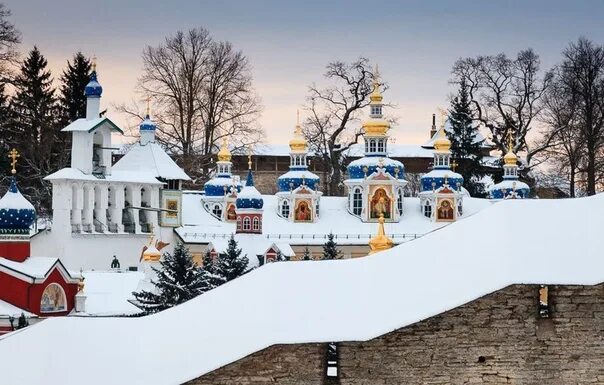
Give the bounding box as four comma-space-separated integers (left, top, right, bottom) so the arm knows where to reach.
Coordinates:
118, 27, 262, 182
303, 58, 384, 196
451, 49, 553, 169
557, 38, 604, 196
0, 3, 19, 81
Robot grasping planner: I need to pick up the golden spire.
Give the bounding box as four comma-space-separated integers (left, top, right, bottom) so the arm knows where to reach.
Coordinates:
368, 213, 394, 255
8, 148, 19, 175
289, 109, 307, 153
91, 55, 97, 72
433, 115, 451, 152
217, 137, 232, 162
503, 131, 518, 165
363, 64, 389, 137
146, 96, 151, 116
369, 64, 383, 103
247, 152, 252, 170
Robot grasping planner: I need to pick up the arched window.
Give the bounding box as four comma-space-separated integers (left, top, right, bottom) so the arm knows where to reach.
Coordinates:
40, 283, 67, 313
369, 140, 376, 153
365, 141, 369, 153
423, 202, 432, 218
253, 217, 260, 230
281, 200, 290, 218
397, 189, 403, 216
377, 139, 385, 153
243, 217, 251, 230
212, 204, 222, 218
236, 216, 242, 230
352, 188, 363, 216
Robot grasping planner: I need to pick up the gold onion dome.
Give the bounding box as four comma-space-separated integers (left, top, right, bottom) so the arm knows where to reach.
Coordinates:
368, 213, 394, 255
142, 237, 161, 262
503, 148, 518, 165
217, 137, 232, 162
289, 111, 307, 152
433, 128, 451, 152
363, 68, 389, 137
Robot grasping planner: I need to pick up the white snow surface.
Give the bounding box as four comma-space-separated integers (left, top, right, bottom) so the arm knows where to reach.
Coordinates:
77, 271, 144, 316
0, 257, 60, 279
0, 299, 35, 318
178, 193, 491, 247
250, 143, 434, 158
0, 189, 35, 210
490, 179, 530, 191
45, 167, 164, 185
113, 142, 190, 181
0, 195, 603, 384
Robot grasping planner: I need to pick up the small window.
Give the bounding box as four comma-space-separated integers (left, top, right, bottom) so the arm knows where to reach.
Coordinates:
253, 217, 260, 230
281, 200, 290, 218
243, 217, 251, 230
424, 203, 432, 218
212, 204, 222, 218
377, 139, 385, 153
352, 188, 362, 216
371, 106, 381, 115
236, 217, 242, 230
369, 140, 376, 153
397, 189, 403, 216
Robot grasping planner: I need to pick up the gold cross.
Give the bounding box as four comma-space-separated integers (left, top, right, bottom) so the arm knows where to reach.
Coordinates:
92, 55, 97, 72
146, 96, 151, 116
8, 148, 19, 175
451, 160, 458, 172
507, 131, 514, 152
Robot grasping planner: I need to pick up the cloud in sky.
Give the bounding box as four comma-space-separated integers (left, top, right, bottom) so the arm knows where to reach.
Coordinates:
5, 0, 604, 144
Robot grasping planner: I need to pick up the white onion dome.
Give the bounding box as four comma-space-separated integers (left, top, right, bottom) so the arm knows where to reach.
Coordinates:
84, 71, 103, 98
236, 169, 263, 209
0, 177, 36, 234
347, 157, 405, 180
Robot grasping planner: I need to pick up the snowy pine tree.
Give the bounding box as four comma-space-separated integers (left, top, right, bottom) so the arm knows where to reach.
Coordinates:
302, 246, 312, 261
215, 235, 250, 282
322, 233, 341, 260
202, 251, 226, 288
447, 78, 486, 197
132, 243, 208, 314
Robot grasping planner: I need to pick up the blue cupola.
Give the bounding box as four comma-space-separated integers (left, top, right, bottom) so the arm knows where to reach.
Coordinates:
236, 167, 264, 210
84, 70, 103, 98
0, 177, 36, 234
420, 128, 463, 192
489, 142, 530, 199
139, 115, 156, 131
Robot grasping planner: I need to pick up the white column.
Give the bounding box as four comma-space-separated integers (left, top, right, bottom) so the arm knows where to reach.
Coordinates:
130, 185, 142, 234
81, 184, 95, 231
94, 185, 109, 232
109, 184, 124, 233
149, 186, 160, 231
71, 184, 83, 231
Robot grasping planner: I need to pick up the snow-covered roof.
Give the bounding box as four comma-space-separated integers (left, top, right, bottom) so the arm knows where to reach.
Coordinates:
0, 257, 78, 283
45, 168, 163, 185
0, 194, 602, 384
177, 193, 492, 249
61, 117, 123, 134
422, 121, 490, 149
76, 271, 145, 316
0, 299, 36, 318
112, 142, 190, 181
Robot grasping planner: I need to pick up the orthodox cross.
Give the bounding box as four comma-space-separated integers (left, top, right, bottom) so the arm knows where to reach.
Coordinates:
507, 130, 514, 152
146, 96, 151, 116
451, 160, 458, 172
92, 55, 97, 72
437, 107, 448, 129
247, 152, 252, 170
8, 148, 19, 175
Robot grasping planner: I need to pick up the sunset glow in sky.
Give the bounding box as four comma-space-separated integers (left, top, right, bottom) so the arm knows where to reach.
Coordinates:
6, 0, 604, 145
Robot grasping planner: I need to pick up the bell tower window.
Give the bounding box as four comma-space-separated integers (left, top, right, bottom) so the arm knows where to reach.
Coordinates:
371, 105, 382, 116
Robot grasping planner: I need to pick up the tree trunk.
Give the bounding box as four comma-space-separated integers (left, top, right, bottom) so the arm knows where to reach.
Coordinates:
569, 164, 576, 198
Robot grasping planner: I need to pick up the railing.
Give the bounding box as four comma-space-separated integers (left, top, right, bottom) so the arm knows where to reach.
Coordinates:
179, 232, 424, 242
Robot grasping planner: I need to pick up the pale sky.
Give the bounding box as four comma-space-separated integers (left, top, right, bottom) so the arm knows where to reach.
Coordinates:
6, 0, 604, 145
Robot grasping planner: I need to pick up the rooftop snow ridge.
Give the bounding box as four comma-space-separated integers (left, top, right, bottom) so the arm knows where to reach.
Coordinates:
0, 194, 603, 384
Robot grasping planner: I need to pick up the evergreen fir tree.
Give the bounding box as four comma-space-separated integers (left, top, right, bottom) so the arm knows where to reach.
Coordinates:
447, 78, 486, 197
132, 243, 208, 314
322, 233, 341, 260
0, 82, 12, 183
202, 250, 226, 288
215, 235, 250, 282
8, 47, 61, 212
302, 246, 312, 261
58, 52, 91, 126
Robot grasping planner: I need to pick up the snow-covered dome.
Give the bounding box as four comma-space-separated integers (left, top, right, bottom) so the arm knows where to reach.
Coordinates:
204, 177, 242, 197
277, 170, 320, 192
0, 178, 36, 234
489, 180, 530, 199
139, 114, 156, 131
420, 169, 464, 192
347, 157, 405, 180
84, 71, 103, 98
236, 170, 263, 209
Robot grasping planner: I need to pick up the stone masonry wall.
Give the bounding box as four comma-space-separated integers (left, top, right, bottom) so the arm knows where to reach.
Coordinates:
188, 284, 604, 385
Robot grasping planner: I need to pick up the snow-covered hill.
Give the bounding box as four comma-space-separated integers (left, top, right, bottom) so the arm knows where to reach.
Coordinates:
0, 195, 603, 385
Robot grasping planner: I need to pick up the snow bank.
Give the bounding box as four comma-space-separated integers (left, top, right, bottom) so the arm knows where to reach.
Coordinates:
0, 195, 603, 384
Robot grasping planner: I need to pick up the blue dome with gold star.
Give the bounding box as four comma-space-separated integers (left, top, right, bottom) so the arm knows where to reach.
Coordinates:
0, 178, 36, 234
